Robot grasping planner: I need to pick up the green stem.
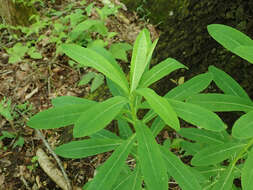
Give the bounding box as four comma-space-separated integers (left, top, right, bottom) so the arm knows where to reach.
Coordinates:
232, 138, 253, 167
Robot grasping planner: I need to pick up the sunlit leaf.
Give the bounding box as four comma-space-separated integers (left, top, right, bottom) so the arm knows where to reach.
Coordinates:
86, 135, 135, 190
52, 96, 96, 107
130, 29, 148, 92
211, 164, 234, 190
208, 66, 250, 99
27, 104, 93, 129
161, 147, 201, 190
232, 110, 253, 139
178, 128, 226, 145
207, 24, 253, 64
74, 96, 128, 137
136, 88, 179, 131
139, 58, 187, 88
191, 142, 246, 166
165, 72, 213, 101
242, 148, 253, 190
55, 138, 123, 158
135, 121, 168, 190
187, 94, 253, 112
168, 99, 226, 131
61, 44, 129, 94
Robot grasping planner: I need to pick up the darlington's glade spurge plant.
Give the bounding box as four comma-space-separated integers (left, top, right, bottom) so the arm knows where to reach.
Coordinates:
27, 27, 240, 189
26, 23, 253, 189
180, 24, 253, 190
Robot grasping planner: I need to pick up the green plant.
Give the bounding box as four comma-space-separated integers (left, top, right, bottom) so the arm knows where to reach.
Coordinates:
27, 28, 230, 190
180, 24, 253, 189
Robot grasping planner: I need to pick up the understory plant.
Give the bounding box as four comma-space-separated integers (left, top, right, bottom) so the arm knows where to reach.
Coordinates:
181, 24, 253, 190
27, 27, 232, 190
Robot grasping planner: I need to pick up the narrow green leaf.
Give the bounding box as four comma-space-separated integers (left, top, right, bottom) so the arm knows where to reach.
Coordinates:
180, 141, 203, 156
168, 99, 226, 131
208, 66, 250, 99
112, 164, 142, 190
90, 73, 104, 92
211, 164, 234, 190
145, 38, 158, 70
207, 24, 253, 64
135, 121, 168, 190
161, 147, 201, 190
142, 72, 213, 123
130, 29, 148, 92
27, 104, 93, 129
187, 94, 253, 112
234, 45, 253, 64
232, 110, 253, 139
52, 96, 96, 107
136, 88, 179, 131
109, 42, 132, 62
150, 117, 165, 137
191, 142, 246, 166
87, 135, 135, 190
118, 119, 133, 140
139, 58, 187, 88
74, 96, 128, 137
106, 77, 125, 97
242, 148, 253, 190
61, 44, 129, 94
165, 72, 213, 101
55, 138, 123, 158
78, 72, 96, 86
178, 128, 226, 145
90, 129, 121, 140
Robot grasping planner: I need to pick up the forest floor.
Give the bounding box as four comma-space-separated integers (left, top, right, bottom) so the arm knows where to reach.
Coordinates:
0, 0, 162, 189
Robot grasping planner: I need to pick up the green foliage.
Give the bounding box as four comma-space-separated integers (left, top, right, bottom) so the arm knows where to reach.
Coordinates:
28, 28, 226, 189
25, 24, 253, 189
0, 97, 13, 121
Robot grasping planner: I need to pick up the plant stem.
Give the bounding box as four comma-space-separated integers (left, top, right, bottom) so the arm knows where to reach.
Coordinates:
231, 138, 253, 167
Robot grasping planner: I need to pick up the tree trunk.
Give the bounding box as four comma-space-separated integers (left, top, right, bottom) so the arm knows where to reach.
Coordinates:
0, 0, 36, 27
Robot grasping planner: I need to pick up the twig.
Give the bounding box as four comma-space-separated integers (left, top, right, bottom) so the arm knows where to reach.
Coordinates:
36, 129, 72, 190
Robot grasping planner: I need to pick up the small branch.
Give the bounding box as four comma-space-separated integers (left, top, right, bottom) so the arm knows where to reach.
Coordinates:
36, 129, 72, 190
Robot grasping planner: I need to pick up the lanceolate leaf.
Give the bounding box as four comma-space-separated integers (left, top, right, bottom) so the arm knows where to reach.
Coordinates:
61, 44, 129, 94
27, 104, 93, 129
118, 119, 133, 140
145, 38, 158, 70
191, 142, 246, 166
187, 94, 253, 112
135, 121, 168, 190
232, 110, 253, 139
136, 88, 179, 131
150, 117, 165, 137
55, 138, 123, 158
165, 72, 213, 101
52, 96, 96, 107
130, 29, 148, 92
142, 72, 213, 123
211, 164, 234, 190
178, 128, 226, 145
168, 99, 226, 131
242, 148, 253, 190
112, 164, 142, 190
87, 135, 135, 190
106, 77, 125, 97
73, 96, 128, 138
207, 24, 253, 64
161, 147, 201, 190
90, 129, 121, 140
208, 66, 250, 99
139, 58, 187, 88
234, 45, 253, 64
